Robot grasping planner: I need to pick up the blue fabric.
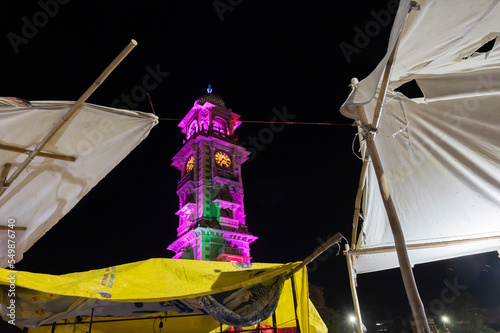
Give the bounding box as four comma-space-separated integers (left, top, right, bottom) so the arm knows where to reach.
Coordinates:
196, 273, 286, 327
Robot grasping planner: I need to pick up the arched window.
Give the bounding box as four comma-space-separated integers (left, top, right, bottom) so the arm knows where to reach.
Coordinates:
212, 116, 228, 134
188, 120, 198, 138
219, 208, 233, 219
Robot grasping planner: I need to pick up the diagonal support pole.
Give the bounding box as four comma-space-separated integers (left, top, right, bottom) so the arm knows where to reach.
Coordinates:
0, 39, 138, 199
357, 105, 429, 333
285, 233, 343, 279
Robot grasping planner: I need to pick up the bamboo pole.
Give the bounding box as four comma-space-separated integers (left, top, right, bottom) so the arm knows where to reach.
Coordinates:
371, 1, 418, 129
351, 235, 500, 255
0, 143, 76, 162
0, 226, 26, 231
0, 39, 138, 198
0, 163, 12, 184
345, 244, 363, 333
357, 105, 429, 333
285, 233, 343, 279
351, 159, 368, 249
371, 43, 398, 130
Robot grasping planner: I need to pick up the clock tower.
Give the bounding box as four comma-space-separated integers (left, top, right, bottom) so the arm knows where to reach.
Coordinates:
168, 87, 257, 263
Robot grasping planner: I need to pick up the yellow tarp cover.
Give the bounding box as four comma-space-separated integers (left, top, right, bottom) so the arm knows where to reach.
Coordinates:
0, 258, 327, 333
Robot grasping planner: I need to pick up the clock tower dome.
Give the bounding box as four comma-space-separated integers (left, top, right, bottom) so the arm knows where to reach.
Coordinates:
168, 87, 257, 262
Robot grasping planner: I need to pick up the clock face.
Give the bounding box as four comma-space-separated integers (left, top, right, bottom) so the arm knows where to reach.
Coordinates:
214, 151, 231, 168
185, 156, 194, 173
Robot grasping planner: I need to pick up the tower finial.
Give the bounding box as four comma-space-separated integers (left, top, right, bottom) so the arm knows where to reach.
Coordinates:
207, 84, 212, 94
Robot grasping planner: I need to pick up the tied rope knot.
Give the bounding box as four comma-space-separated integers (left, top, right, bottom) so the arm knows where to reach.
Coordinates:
348, 77, 359, 90
354, 119, 377, 135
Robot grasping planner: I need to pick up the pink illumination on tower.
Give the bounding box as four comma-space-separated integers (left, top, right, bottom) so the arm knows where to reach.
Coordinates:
168, 88, 257, 262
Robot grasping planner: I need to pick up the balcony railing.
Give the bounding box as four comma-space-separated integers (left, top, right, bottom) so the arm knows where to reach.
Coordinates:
220, 217, 239, 228
177, 172, 193, 189
214, 168, 238, 181
219, 246, 243, 256
185, 126, 237, 144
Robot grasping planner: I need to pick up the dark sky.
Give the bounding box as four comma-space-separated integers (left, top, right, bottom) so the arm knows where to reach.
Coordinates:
2, 1, 500, 331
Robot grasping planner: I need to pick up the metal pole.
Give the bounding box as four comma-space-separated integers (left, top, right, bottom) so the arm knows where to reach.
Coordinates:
88, 308, 95, 333
272, 312, 278, 333
286, 233, 342, 279
356, 105, 429, 333
290, 275, 301, 333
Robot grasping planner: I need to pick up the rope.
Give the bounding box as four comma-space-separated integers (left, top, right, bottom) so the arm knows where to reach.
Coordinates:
351, 120, 372, 162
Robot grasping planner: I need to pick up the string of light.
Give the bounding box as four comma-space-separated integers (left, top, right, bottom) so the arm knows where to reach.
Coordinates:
157, 118, 353, 126
148, 94, 354, 127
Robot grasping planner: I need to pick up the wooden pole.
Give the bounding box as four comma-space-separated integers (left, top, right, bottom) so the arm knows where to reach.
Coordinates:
0, 39, 138, 198
345, 244, 363, 333
351, 235, 500, 255
285, 233, 343, 279
371, 1, 418, 129
351, 159, 368, 249
371, 42, 398, 130
1, 163, 12, 184
356, 105, 429, 333
0, 225, 26, 230
0, 143, 76, 162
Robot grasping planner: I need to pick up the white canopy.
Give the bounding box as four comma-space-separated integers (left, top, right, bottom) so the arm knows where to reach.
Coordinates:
0, 101, 157, 267
341, 0, 500, 274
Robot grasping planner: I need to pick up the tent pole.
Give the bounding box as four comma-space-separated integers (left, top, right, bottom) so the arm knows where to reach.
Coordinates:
371, 1, 419, 129
352, 235, 500, 255
0, 163, 12, 184
272, 312, 278, 333
290, 275, 302, 333
0, 39, 138, 198
351, 159, 368, 249
88, 308, 95, 333
345, 244, 363, 333
285, 233, 342, 279
356, 105, 429, 333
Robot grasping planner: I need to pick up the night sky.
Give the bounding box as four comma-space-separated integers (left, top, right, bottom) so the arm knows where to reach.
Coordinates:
1, 1, 500, 331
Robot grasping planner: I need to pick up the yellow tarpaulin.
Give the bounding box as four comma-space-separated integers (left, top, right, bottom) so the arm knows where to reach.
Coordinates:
0, 258, 327, 333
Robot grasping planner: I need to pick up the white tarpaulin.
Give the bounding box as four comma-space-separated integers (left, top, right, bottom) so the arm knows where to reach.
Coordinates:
0, 101, 157, 267
341, 0, 500, 274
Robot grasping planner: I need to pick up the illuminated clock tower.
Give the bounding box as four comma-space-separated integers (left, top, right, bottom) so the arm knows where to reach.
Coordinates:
168, 87, 257, 263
